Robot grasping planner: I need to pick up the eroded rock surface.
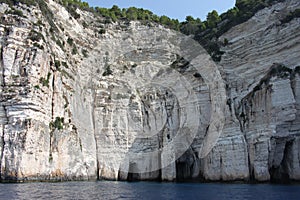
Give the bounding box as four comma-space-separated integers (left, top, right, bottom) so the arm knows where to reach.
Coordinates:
0, 0, 299, 182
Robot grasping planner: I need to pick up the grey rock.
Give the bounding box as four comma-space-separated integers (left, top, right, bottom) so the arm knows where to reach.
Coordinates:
0, 0, 299, 182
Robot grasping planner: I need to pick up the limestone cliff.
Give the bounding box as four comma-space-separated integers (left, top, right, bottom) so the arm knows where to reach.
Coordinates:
0, 0, 299, 182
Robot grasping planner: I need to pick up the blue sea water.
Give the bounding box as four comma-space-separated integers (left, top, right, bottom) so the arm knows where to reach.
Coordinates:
0, 181, 300, 200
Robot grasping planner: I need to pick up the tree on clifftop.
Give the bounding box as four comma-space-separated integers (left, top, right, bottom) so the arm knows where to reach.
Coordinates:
206, 10, 221, 29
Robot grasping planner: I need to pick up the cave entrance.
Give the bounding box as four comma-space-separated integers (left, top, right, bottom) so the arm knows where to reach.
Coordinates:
176, 161, 191, 181
270, 140, 293, 183
127, 163, 140, 182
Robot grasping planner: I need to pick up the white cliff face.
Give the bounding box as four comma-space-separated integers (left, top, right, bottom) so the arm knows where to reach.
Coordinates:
0, 0, 299, 182
77, 21, 226, 181
0, 0, 97, 181
210, 0, 300, 182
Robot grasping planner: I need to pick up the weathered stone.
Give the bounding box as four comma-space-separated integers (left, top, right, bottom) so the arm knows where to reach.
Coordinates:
0, 0, 299, 182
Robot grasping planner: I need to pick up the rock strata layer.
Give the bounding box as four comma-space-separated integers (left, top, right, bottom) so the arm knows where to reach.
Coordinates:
0, 0, 299, 182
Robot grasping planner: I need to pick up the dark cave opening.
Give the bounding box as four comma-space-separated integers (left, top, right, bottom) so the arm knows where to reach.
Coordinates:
270, 140, 294, 183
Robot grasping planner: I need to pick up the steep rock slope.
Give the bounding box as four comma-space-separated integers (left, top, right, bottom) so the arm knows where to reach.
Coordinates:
0, 0, 226, 181
0, 1, 98, 181
0, 0, 299, 182
213, 0, 300, 181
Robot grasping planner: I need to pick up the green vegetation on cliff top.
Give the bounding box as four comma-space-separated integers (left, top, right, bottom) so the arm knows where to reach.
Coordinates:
1, 0, 296, 61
